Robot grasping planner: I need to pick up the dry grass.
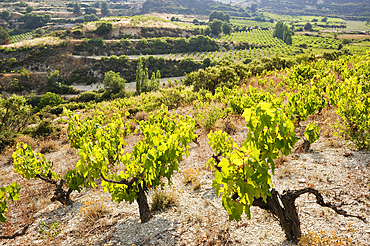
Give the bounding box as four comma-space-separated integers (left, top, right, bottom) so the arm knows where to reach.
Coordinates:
77, 196, 110, 227
321, 124, 335, 139
0, 135, 38, 166
184, 208, 234, 246
214, 117, 239, 135
39, 140, 60, 154
3, 37, 63, 49
59, 128, 70, 145
64, 145, 78, 156
276, 165, 293, 179
150, 189, 178, 212
182, 168, 202, 191
0, 147, 15, 166
299, 228, 356, 245
274, 153, 289, 168
323, 137, 345, 148
133, 111, 149, 122
14, 135, 38, 148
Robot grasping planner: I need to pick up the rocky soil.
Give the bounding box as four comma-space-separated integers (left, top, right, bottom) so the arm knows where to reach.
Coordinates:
0, 110, 369, 246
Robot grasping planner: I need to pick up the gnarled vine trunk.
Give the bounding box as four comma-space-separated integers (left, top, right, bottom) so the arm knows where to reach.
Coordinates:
136, 186, 152, 223
252, 188, 367, 242
252, 189, 301, 241
35, 174, 73, 206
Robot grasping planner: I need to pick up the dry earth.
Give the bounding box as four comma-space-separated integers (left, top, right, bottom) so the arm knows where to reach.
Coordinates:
0, 107, 370, 246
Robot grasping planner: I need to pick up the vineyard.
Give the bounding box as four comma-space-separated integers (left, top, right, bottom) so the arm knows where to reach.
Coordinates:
292, 35, 342, 49
10, 32, 33, 44
1, 50, 370, 245
126, 30, 291, 61
323, 20, 370, 33
1, 4, 370, 245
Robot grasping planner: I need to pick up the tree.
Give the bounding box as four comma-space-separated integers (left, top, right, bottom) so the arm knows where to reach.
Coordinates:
84, 7, 97, 15
19, 13, 51, 29
94, 22, 113, 36
103, 71, 126, 95
73, 3, 81, 15
273, 21, 293, 45
209, 19, 223, 36
155, 70, 161, 90
204, 26, 211, 36
135, 58, 149, 93
0, 10, 11, 21
0, 95, 32, 133
321, 17, 328, 22
26, 6, 33, 13
250, 3, 258, 12
209, 10, 230, 23
222, 22, 232, 35
101, 1, 110, 16
304, 22, 313, 31
19, 0, 27, 7
92, 1, 100, 8
35, 27, 45, 36
136, 58, 143, 94
0, 27, 9, 45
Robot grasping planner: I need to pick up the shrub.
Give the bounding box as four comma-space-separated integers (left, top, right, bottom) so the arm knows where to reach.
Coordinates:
26, 6, 33, 13
38, 92, 63, 109
103, 71, 126, 95
25, 118, 60, 138
72, 29, 83, 36
193, 102, 226, 132
185, 65, 240, 94
78, 91, 97, 102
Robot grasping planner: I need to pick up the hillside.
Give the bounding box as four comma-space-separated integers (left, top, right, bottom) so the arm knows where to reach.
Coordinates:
1, 52, 370, 245
140, 0, 250, 17
140, 0, 370, 21
257, 0, 370, 21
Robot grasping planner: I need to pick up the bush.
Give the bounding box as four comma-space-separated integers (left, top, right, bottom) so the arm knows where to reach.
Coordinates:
0, 130, 18, 152
38, 92, 63, 109
26, 6, 33, 13
72, 29, 83, 36
35, 28, 45, 36
103, 71, 126, 95
47, 102, 87, 115
185, 65, 240, 94
25, 118, 60, 138
79, 91, 97, 102
193, 102, 226, 132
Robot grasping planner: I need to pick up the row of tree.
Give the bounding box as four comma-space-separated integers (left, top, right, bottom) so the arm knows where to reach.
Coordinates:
72, 1, 110, 16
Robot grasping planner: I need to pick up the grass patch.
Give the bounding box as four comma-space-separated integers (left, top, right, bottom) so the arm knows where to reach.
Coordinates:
150, 189, 177, 212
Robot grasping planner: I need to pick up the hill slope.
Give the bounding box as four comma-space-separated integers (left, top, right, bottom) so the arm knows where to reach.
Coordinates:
257, 0, 370, 21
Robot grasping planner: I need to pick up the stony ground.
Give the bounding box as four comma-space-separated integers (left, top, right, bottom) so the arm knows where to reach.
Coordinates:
0, 109, 370, 246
